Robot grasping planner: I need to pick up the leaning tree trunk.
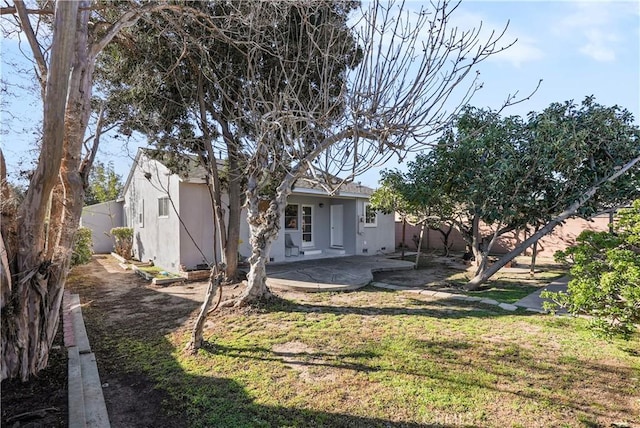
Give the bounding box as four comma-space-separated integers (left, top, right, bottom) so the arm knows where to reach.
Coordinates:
185, 264, 223, 353
465, 154, 640, 290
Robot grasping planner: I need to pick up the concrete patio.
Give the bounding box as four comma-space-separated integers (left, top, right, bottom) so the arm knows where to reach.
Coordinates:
265, 255, 415, 292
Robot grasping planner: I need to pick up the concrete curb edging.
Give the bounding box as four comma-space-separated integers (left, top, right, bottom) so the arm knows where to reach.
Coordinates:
63, 291, 111, 428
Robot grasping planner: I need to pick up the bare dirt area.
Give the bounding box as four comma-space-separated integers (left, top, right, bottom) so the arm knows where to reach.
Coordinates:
0, 255, 225, 428
62, 255, 233, 427
373, 253, 470, 289
1, 328, 67, 427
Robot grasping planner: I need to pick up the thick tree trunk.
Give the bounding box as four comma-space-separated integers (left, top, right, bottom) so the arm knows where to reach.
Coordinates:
2, 0, 173, 381
224, 143, 242, 280
1, 0, 81, 382
465, 154, 640, 290
470, 214, 488, 274
236, 192, 282, 306
235, 171, 295, 306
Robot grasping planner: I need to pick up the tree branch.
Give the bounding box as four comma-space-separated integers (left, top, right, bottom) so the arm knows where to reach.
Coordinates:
13, 0, 48, 92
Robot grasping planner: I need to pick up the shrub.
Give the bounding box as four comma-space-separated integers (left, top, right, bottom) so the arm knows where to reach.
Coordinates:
543, 200, 640, 339
71, 227, 93, 266
111, 227, 133, 259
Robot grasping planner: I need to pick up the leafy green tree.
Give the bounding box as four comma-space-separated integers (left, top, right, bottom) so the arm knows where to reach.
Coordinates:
84, 161, 123, 205
383, 98, 640, 290
543, 200, 640, 339
466, 97, 640, 288
390, 107, 536, 275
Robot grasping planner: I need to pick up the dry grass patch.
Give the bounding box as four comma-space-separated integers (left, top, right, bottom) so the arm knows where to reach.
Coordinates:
69, 256, 638, 428
142, 289, 640, 427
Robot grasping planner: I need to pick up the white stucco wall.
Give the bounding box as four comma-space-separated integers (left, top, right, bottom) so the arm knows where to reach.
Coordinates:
124, 155, 181, 271
80, 200, 124, 254
178, 182, 218, 270
355, 198, 395, 255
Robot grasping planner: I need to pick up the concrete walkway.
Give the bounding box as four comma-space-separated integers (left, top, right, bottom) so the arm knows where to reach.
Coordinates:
513, 276, 570, 313
265, 255, 415, 292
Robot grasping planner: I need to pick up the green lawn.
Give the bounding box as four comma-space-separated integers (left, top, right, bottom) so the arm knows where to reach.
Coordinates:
107, 287, 640, 428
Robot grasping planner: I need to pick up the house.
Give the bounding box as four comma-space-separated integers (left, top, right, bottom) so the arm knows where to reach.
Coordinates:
102, 149, 394, 273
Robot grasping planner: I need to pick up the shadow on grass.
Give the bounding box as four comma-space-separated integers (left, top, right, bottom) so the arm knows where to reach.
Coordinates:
261, 291, 538, 320
69, 256, 637, 428
70, 256, 466, 427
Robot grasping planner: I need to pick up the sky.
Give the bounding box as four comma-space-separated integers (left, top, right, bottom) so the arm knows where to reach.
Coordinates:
1, 0, 639, 188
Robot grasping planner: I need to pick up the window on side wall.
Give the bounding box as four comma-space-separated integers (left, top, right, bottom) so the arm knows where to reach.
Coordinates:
138, 200, 144, 228
285, 204, 299, 229
364, 202, 377, 227
158, 197, 170, 218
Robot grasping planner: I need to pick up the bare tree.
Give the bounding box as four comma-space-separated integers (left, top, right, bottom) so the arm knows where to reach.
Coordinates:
216, 0, 516, 306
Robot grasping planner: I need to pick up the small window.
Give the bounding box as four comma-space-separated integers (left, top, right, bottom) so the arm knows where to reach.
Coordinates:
138, 200, 144, 228
285, 204, 298, 229
364, 202, 377, 227
158, 197, 170, 217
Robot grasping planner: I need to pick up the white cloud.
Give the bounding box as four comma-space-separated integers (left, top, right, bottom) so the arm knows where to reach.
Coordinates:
553, 1, 633, 62
491, 35, 544, 68
578, 28, 619, 62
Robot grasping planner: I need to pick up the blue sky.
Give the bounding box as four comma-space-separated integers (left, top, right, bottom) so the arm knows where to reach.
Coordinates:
1, 1, 639, 188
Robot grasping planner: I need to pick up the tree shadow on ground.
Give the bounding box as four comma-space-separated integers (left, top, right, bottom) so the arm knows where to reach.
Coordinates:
68, 256, 466, 427
65, 256, 637, 428
261, 291, 538, 320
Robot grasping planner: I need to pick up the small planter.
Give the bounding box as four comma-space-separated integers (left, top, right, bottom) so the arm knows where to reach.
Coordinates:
152, 276, 185, 286
178, 269, 211, 281
133, 265, 184, 286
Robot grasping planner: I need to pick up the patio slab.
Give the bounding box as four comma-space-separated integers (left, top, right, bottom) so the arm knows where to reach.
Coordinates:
265, 255, 415, 292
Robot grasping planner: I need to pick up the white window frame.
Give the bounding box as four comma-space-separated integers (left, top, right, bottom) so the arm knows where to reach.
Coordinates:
284, 204, 299, 230
301, 204, 314, 247
158, 197, 170, 218
364, 202, 377, 227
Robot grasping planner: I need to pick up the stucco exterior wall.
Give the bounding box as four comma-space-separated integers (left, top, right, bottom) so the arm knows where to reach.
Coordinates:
356, 198, 395, 255
80, 200, 124, 254
178, 182, 217, 270
124, 156, 182, 271
121, 151, 396, 267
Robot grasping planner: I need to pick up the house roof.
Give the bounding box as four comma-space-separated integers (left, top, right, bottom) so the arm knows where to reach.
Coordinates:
123, 148, 375, 198
293, 179, 374, 197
